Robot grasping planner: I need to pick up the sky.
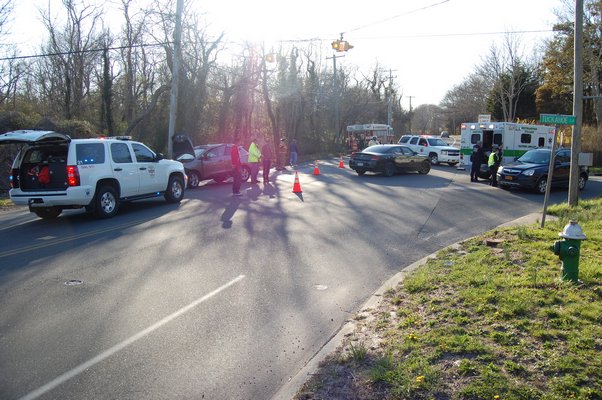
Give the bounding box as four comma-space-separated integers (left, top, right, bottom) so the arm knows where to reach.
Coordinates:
8, 0, 565, 108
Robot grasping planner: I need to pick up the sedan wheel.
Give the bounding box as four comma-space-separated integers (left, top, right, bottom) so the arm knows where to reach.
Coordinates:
383, 162, 395, 177
418, 161, 431, 175
187, 170, 200, 188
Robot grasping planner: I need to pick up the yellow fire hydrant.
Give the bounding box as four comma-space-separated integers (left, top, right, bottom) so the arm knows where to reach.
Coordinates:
551, 220, 586, 283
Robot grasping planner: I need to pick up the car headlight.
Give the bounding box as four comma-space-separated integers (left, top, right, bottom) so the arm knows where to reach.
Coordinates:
522, 169, 535, 176
440, 150, 447, 155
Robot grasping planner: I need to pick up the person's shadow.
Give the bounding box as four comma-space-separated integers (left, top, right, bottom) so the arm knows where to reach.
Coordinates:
220, 197, 242, 229
262, 181, 277, 199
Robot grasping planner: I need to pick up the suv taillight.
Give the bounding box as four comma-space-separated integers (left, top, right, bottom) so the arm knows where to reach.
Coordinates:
67, 165, 80, 186
9, 168, 18, 188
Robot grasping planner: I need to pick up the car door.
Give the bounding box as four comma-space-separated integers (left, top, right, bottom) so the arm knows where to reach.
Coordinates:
109, 142, 139, 197
417, 137, 428, 154
131, 142, 162, 194
553, 149, 571, 185
202, 145, 227, 178
401, 146, 419, 168
390, 146, 410, 169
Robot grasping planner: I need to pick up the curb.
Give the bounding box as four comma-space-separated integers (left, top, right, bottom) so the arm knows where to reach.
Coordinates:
271, 212, 551, 400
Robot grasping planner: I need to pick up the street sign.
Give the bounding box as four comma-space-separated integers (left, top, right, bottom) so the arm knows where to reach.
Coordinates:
478, 114, 491, 123
539, 114, 576, 125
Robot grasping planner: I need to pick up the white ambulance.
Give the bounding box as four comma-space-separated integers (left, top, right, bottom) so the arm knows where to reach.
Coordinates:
460, 122, 555, 166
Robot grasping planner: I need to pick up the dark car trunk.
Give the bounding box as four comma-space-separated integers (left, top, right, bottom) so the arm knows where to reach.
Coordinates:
16, 144, 69, 191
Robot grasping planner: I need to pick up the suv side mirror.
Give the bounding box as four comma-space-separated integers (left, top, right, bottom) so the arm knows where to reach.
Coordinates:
155, 153, 165, 161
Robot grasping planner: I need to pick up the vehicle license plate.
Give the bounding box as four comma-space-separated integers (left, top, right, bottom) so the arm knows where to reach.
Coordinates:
356, 162, 364, 166
505, 176, 513, 181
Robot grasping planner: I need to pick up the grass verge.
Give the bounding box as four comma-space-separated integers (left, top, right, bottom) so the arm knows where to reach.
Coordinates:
296, 198, 602, 400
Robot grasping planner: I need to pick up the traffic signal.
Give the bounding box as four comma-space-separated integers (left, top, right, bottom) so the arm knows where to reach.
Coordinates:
331, 40, 353, 52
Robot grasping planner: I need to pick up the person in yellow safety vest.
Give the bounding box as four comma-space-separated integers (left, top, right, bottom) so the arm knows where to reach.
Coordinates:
248, 137, 262, 184
488, 145, 503, 187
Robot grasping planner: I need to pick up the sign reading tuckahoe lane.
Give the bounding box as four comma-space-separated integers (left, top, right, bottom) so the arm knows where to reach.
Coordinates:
539, 114, 577, 125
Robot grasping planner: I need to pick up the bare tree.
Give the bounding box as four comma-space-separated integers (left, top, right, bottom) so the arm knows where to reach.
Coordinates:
441, 72, 489, 123
412, 104, 444, 135
0, 0, 13, 38
37, 0, 104, 120
477, 33, 536, 122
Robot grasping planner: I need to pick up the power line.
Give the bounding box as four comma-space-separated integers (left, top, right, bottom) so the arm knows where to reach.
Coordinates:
0, 28, 555, 63
343, 0, 451, 35
277, 29, 554, 44
353, 29, 554, 41
0, 41, 174, 62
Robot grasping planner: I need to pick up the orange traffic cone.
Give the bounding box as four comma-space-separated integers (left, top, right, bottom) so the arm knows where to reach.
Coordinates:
338, 155, 345, 168
292, 171, 302, 193
313, 160, 320, 175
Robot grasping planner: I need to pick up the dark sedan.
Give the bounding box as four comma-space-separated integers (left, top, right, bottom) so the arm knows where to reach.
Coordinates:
497, 148, 588, 193
349, 145, 431, 176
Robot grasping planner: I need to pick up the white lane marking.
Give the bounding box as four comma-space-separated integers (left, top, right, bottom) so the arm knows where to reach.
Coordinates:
18, 275, 246, 400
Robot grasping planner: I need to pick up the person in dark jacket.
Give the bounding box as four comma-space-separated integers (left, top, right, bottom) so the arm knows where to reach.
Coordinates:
261, 140, 273, 183
289, 139, 298, 167
231, 142, 242, 196
470, 141, 484, 182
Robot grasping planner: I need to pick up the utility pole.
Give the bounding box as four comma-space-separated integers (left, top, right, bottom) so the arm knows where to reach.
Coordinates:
568, 0, 583, 206
327, 53, 345, 145
167, 0, 184, 159
387, 69, 397, 136
407, 96, 415, 134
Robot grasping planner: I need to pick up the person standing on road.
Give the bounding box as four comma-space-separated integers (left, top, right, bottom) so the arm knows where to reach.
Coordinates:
289, 138, 298, 167
470, 141, 485, 182
261, 139, 273, 183
488, 145, 503, 187
231, 142, 243, 196
368, 136, 379, 147
248, 137, 261, 184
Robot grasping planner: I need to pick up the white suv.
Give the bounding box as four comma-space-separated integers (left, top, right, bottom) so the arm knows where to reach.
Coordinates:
398, 135, 460, 165
0, 130, 186, 219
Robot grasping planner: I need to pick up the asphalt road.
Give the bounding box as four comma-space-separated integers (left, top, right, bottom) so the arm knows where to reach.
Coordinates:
1, 161, 600, 400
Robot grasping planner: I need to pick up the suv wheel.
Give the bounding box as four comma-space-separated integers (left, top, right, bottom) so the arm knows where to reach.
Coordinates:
241, 166, 251, 182
187, 170, 200, 188
429, 153, 439, 165
535, 177, 547, 194
95, 185, 119, 218
33, 207, 62, 219
165, 175, 185, 203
